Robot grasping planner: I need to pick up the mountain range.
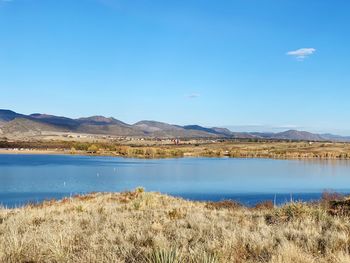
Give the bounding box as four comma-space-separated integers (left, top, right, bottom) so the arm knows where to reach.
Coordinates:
1, 109, 350, 142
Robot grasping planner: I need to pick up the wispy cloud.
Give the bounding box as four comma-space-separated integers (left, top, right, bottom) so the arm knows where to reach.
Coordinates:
185, 93, 200, 99
287, 48, 316, 61
2, 0, 13, 2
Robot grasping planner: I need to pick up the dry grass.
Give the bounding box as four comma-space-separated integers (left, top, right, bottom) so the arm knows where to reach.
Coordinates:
2, 140, 350, 160
1, 190, 350, 262
99, 141, 350, 159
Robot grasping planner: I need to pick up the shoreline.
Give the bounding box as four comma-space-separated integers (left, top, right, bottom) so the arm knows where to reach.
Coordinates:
0, 148, 68, 155
1, 147, 350, 161
2, 191, 347, 209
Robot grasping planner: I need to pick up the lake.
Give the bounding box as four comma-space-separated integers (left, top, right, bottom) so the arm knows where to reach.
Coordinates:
1, 154, 350, 208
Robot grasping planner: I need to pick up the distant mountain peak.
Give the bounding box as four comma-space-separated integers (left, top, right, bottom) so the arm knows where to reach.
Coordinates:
77, 116, 130, 127
0, 109, 23, 122
274, 130, 324, 141
0, 109, 17, 114
80, 116, 116, 122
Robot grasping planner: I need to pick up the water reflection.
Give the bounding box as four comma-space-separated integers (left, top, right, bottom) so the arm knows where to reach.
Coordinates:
1, 154, 350, 207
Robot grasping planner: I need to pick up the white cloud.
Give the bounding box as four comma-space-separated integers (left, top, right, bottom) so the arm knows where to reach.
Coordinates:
287, 48, 316, 61
185, 93, 200, 99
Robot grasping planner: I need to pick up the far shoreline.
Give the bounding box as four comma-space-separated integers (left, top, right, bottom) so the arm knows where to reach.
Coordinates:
1, 146, 350, 161
0, 148, 68, 155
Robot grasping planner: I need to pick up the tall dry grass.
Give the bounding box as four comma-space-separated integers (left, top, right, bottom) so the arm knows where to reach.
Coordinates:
1, 190, 350, 262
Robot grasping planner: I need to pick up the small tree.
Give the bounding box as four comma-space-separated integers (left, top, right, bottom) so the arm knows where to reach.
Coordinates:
87, 144, 99, 153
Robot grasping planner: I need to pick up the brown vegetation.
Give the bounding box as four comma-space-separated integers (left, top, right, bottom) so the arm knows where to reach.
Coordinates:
2, 140, 350, 160
1, 190, 350, 262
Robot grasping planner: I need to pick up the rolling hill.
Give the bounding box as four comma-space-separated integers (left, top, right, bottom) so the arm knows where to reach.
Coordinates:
0, 109, 349, 141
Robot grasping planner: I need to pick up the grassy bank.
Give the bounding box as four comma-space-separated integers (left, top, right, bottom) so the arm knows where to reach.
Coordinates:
1, 140, 350, 160
1, 190, 350, 262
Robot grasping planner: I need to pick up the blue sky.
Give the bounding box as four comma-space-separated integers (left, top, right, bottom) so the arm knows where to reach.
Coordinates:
1, 0, 350, 134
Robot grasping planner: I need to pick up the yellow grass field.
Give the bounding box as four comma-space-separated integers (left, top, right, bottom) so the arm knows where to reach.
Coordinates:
1, 189, 350, 263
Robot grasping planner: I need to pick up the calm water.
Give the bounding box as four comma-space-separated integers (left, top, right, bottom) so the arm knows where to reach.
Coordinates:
1, 154, 350, 207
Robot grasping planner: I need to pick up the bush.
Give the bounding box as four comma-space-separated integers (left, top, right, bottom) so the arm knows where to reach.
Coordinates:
73, 142, 90, 151
87, 144, 99, 153
278, 202, 310, 221
255, 200, 274, 210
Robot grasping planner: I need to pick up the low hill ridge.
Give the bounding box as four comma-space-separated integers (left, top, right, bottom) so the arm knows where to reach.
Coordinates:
1, 109, 349, 141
